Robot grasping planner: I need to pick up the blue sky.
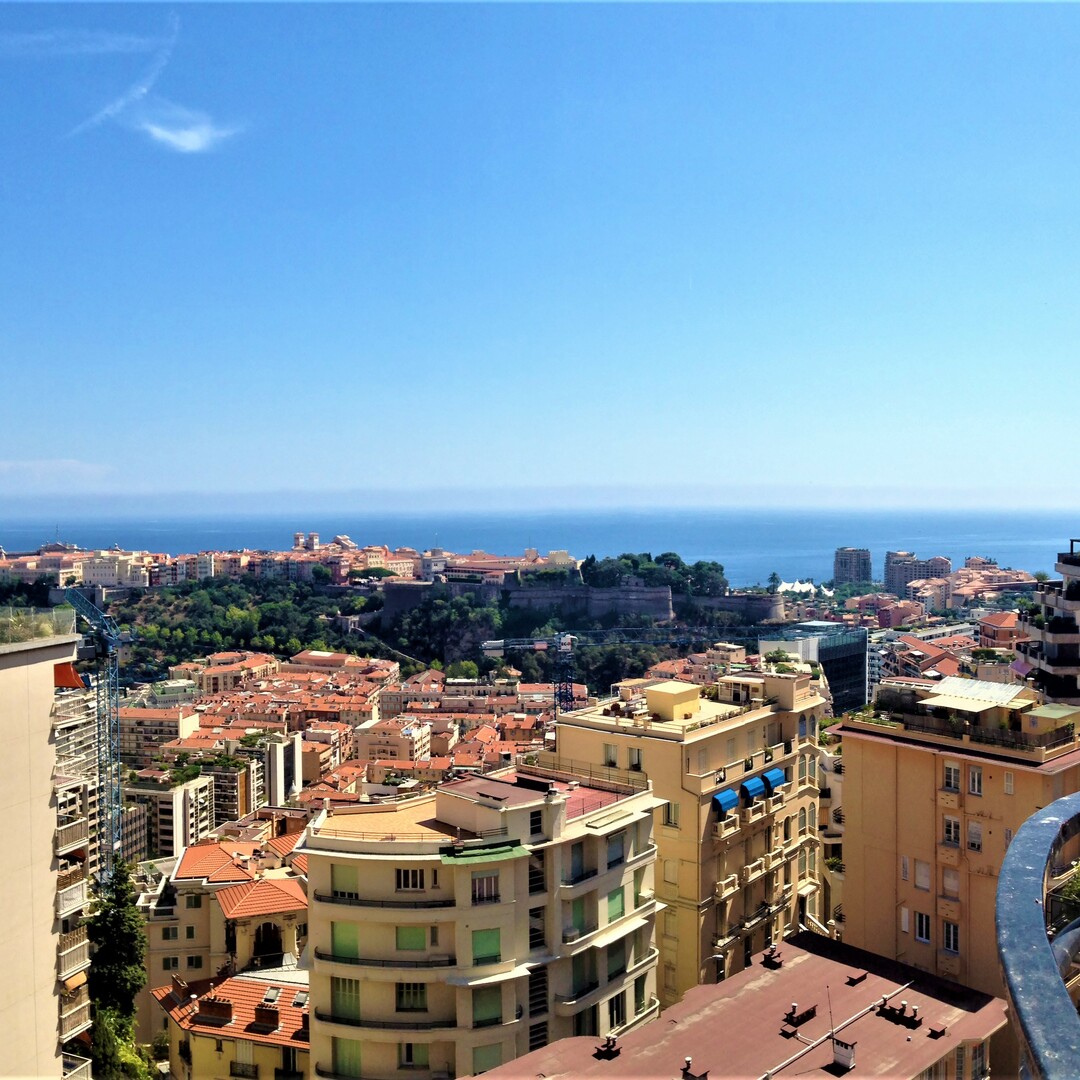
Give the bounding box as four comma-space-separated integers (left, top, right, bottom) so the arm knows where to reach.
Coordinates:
4, 3, 1080, 512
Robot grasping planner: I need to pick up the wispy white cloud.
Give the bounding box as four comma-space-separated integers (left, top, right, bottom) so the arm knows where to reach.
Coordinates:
0, 28, 168, 58
12, 14, 241, 154
133, 100, 240, 153
68, 13, 179, 137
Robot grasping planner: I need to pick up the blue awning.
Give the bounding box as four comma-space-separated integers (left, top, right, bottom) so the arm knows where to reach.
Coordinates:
713, 789, 739, 816
740, 776, 767, 802
763, 768, 787, 792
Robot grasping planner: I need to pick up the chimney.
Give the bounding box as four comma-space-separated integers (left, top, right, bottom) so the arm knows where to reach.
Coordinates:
254, 1004, 280, 1030
197, 996, 234, 1023
832, 1036, 856, 1071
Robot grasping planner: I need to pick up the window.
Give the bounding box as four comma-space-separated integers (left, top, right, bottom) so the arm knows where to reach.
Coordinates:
185, 894, 202, 909
629, 747, 643, 771
396, 926, 426, 951
215, 1039, 223, 1053
472, 1041, 504, 1077
607, 936, 626, 979
186, 925, 196, 940
332, 1037, 362, 1078
968, 822, 983, 853
798, 808, 807, 834
608, 991, 627, 1030
972, 1041, 987, 1078
332, 921, 360, 960
1005, 827, 1014, 848
1004, 771, 1014, 795
943, 816, 960, 846
472, 927, 501, 965
187, 956, 202, 970
607, 887, 625, 923
331, 977, 361, 1021
162, 926, 178, 941
396, 868, 425, 892
396, 983, 427, 1012
901, 907, 910, 934
607, 831, 626, 869
798, 755, 807, 781
399, 1043, 428, 1069
663, 963, 677, 993
915, 912, 930, 943
473, 985, 502, 1027
430, 925, 439, 947
943, 763, 960, 792
943, 920, 959, 954
162, 956, 179, 971
529, 809, 543, 835
472, 871, 499, 905
915, 860, 930, 891
663, 802, 680, 829
635, 974, 647, 1014
603, 743, 618, 768
331, 863, 359, 900
901, 855, 910, 881
943, 868, 960, 897
969, 766, 983, 796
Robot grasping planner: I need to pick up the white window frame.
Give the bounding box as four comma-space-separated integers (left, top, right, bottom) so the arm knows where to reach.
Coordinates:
915, 912, 930, 943
943, 920, 959, 954
1004, 771, 1014, 795
969, 766, 983, 797
396, 868, 425, 892
968, 821, 983, 853
943, 763, 960, 792
943, 816, 960, 846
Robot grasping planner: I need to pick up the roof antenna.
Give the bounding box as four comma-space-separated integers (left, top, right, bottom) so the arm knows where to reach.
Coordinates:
827, 983, 835, 1035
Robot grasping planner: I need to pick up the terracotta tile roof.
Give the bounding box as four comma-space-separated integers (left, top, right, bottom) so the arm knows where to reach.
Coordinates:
290, 853, 308, 876
174, 841, 263, 883
982, 611, 1019, 628
265, 832, 303, 859
152, 973, 309, 1050
215, 877, 307, 920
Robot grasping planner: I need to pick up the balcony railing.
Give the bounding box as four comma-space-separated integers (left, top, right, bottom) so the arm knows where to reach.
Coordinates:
58, 925, 90, 977
60, 987, 92, 1038
62, 1054, 93, 1080
55, 816, 89, 854
314, 1009, 457, 1030
997, 789, 1080, 1079
229, 1064, 259, 1079
562, 867, 598, 887
314, 948, 455, 969
56, 876, 88, 918
313, 892, 454, 909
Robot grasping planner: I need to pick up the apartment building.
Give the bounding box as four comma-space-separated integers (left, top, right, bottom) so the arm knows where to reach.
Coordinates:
833, 547, 872, 585
125, 773, 216, 857
118, 705, 200, 766
839, 674, 1080, 1069
354, 717, 434, 763
468, 932, 1006, 1080
1, 608, 94, 1080
300, 759, 662, 1079
885, 551, 952, 598
1018, 539, 1080, 703
137, 836, 309, 1040
758, 622, 868, 713
203, 755, 266, 824
554, 674, 826, 1004
153, 969, 310, 1080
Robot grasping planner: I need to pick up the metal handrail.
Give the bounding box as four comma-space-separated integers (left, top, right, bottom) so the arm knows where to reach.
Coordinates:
997, 791, 1080, 1078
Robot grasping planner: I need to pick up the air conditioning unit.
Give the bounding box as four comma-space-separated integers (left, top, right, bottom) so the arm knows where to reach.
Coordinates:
564, 928, 582, 942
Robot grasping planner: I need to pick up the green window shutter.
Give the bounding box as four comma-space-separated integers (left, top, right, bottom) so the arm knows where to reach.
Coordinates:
331, 921, 359, 959
607, 887, 625, 923
331, 863, 359, 896
331, 977, 361, 1020
396, 925, 426, 951
473, 1042, 503, 1074
472, 985, 502, 1025
572, 896, 586, 932
472, 927, 501, 964
332, 1037, 362, 1078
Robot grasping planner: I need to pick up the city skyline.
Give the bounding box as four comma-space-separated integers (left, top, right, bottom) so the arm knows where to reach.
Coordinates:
5, 4, 1080, 508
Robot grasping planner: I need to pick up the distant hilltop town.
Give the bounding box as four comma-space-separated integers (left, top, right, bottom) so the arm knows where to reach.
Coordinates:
0, 531, 579, 589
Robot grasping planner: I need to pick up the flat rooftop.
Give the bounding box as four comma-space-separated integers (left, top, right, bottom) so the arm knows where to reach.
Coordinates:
466, 933, 1006, 1080
309, 796, 459, 842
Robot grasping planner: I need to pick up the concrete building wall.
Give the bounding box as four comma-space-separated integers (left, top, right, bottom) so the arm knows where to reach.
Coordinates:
1, 632, 82, 1080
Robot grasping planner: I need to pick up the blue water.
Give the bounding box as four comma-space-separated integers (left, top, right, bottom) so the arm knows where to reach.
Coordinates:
1, 509, 1074, 587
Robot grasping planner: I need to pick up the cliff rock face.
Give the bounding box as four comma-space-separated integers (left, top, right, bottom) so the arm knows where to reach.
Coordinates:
502, 581, 675, 622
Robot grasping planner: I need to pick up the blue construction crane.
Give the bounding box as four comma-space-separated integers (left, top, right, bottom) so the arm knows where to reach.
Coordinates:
65, 589, 127, 882
482, 624, 778, 718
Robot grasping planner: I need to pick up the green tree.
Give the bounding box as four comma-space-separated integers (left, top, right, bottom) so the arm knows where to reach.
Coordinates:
1035, 571, 1050, 583
87, 861, 147, 1020
90, 1006, 125, 1079
767, 571, 782, 594
311, 564, 332, 584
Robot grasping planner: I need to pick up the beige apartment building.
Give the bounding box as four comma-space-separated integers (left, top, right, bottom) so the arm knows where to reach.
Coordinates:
137, 836, 309, 1040
118, 705, 200, 766
300, 758, 662, 1079
839, 674, 1080, 1068
554, 674, 826, 1004
125, 772, 217, 857
1, 608, 94, 1080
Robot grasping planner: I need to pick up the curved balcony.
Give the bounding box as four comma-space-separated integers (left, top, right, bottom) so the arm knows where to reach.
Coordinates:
996, 790, 1080, 1078
313, 892, 455, 910
314, 1009, 458, 1031
314, 948, 455, 969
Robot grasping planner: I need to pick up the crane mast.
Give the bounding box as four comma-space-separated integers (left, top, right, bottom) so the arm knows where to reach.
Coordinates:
66, 589, 124, 882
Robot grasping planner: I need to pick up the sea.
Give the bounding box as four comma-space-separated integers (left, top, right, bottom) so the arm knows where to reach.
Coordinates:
1, 509, 1076, 588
